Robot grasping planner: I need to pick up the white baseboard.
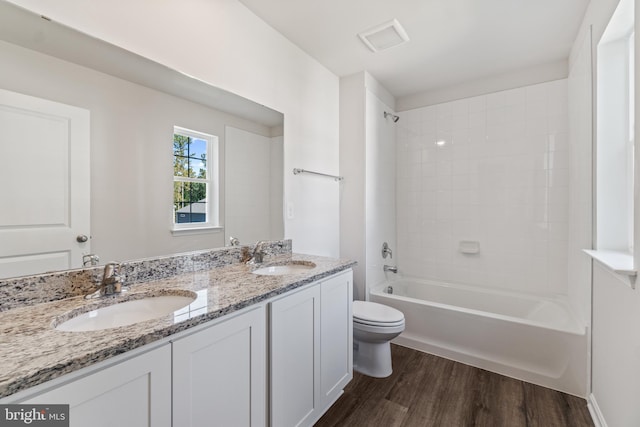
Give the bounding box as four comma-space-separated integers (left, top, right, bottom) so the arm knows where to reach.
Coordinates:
588, 393, 607, 427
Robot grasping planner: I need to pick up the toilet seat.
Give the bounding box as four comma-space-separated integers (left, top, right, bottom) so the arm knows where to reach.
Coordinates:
353, 300, 404, 326
353, 319, 405, 335
354, 317, 405, 328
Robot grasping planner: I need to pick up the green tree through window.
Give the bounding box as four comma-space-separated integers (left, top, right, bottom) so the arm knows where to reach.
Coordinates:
173, 128, 215, 226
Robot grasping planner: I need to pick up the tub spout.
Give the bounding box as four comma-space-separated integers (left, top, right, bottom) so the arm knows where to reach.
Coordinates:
383, 265, 398, 273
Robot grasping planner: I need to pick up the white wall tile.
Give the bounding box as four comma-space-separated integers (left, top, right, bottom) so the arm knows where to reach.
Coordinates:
503, 87, 526, 107
486, 91, 507, 109
396, 79, 569, 295
469, 111, 487, 128
526, 83, 548, 103
451, 98, 470, 116
468, 95, 487, 112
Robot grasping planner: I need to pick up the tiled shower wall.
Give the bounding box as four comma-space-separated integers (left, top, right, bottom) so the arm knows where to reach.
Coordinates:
396, 80, 569, 295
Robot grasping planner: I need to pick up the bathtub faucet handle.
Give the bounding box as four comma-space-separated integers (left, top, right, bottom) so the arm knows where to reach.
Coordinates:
382, 242, 393, 259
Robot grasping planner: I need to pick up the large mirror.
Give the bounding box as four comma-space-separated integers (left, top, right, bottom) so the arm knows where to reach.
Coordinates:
0, 1, 284, 279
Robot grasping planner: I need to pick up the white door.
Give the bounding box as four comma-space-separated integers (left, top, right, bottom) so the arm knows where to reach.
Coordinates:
0, 89, 90, 278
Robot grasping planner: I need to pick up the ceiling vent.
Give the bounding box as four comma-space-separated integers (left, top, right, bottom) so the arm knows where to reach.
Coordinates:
358, 19, 410, 53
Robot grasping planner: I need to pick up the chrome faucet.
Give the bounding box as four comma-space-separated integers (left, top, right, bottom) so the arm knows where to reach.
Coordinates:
383, 265, 398, 273
246, 241, 267, 265
82, 254, 100, 267
86, 262, 126, 299
381, 242, 393, 259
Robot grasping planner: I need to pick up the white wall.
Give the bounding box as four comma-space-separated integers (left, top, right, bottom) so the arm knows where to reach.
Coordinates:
591, 264, 640, 427
397, 80, 570, 296
270, 135, 285, 240
225, 127, 283, 245
569, 0, 640, 425
7, 0, 341, 257
567, 28, 593, 333
397, 60, 568, 111
0, 40, 277, 263
340, 71, 396, 300
339, 72, 367, 299
365, 90, 397, 295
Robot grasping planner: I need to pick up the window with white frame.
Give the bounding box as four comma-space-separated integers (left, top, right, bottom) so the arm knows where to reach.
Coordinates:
172, 126, 219, 230
596, 0, 634, 254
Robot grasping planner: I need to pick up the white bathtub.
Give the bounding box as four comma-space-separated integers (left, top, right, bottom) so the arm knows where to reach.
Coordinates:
370, 278, 588, 397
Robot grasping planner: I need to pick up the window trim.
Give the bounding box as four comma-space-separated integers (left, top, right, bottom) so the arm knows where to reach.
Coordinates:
587, 0, 637, 283
172, 126, 220, 231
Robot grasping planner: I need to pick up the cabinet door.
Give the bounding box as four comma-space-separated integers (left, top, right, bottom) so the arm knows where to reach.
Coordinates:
172, 306, 266, 427
20, 344, 171, 427
270, 284, 321, 427
320, 270, 353, 409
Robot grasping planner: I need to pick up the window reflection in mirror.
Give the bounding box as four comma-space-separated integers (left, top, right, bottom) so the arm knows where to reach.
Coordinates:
173, 127, 219, 230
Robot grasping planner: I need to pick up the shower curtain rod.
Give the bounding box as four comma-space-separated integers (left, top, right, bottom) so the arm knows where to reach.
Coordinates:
293, 168, 344, 182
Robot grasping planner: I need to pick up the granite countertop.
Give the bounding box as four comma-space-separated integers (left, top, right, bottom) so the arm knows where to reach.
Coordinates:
0, 253, 355, 399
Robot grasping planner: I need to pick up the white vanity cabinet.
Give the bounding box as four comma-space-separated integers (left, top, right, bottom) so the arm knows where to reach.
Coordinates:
1, 268, 353, 427
10, 344, 172, 427
270, 282, 321, 427
270, 270, 353, 427
4, 306, 266, 427
319, 270, 353, 409
172, 305, 266, 427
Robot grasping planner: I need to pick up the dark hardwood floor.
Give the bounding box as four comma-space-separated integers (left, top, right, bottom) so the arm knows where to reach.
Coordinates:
315, 345, 594, 427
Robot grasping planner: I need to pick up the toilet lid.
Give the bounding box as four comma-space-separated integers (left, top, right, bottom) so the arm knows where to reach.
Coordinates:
353, 300, 404, 323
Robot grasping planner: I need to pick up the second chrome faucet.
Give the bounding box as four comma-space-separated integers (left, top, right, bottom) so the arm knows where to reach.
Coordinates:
382, 242, 397, 273
86, 262, 126, 299
245, 241, 267, 264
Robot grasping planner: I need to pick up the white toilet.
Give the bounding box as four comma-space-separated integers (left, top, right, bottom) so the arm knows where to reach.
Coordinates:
353, 300, 405, 378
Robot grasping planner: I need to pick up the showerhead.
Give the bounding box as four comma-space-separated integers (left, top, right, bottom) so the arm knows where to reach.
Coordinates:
384, 111, 400, 123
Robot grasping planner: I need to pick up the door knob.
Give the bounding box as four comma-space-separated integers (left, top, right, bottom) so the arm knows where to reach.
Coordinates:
76, 234, 89, 243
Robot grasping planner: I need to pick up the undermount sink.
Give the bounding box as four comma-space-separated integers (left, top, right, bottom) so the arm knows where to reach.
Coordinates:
55, 291, 197, 332
252, 262, 316, 276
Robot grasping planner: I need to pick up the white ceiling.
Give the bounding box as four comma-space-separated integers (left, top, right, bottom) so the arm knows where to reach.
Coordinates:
0, 1, 284, 127
238, 0, 590, 99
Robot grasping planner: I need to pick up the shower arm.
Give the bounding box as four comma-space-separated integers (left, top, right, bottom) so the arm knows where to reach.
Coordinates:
384, 111, 400, 122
